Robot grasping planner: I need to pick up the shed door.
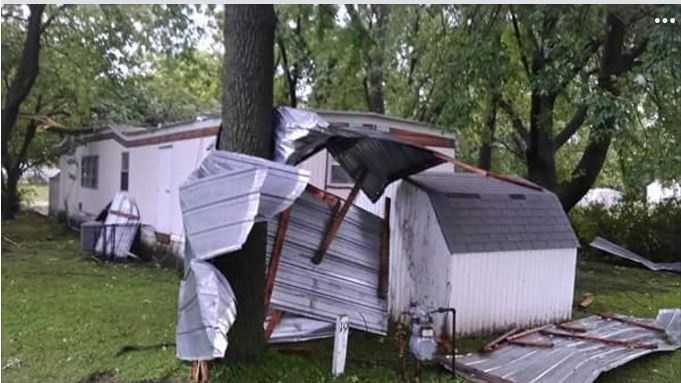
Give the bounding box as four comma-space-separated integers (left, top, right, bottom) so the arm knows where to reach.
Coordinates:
156, 145, 173, 234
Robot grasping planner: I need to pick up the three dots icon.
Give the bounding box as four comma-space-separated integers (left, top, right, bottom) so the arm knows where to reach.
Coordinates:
654, 18, 676, 24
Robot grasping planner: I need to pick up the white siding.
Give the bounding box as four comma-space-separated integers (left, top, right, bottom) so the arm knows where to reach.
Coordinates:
389, 181, 452, 324
390, 181, 578, 336
449, 248, 577, 335
56, 135, 214, 240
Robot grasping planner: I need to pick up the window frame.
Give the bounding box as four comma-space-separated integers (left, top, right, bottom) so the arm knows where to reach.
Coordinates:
81, 155, 99, 189
326, 153, 354, 188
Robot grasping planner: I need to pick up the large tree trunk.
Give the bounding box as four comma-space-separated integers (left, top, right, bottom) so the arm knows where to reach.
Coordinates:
216, 4, 275, 361
526, 94, 558, 191
558, 12, 627, 210
477, 92, 499, 170
1, 5, 45, 220
365, 5, 389, 114
2, 170, 21, 220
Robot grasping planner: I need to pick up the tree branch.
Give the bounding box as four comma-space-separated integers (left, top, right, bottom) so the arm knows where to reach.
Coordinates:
41, 4, 72, 32
510, 7, 532, 78
554, 38, 602, 96
498, 97, 529, 143
554, 104, 588, 150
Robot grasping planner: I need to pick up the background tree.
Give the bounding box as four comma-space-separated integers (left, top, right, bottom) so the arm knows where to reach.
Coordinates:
215, 4, 276, 361
1, 4, 212, 219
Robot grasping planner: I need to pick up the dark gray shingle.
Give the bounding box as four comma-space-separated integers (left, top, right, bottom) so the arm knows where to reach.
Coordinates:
410, 172, 579, 254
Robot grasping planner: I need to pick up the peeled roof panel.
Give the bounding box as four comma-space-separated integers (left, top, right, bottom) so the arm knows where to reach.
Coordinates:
268, 192, 388, 335
179, 151, 309, 261
410, 172, 578, 254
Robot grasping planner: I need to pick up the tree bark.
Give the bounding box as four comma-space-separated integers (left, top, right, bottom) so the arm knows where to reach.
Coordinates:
558, 12, 629, 210
1, 5, 45, 220
477, 92, 499, 170
216, 4, 275, 361
366, 5, 389, 114
526, 93, 558, 191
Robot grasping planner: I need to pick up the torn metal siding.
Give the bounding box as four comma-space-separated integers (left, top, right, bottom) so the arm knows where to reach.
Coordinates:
176, 260, 237, 361
176, 150, 309, 361
591, 236, 681, 273
268, 192, 389, 335
180, 151, 310, 261
450, 309, 681, 383
267, 314, 335, 344
273, 106, 445, 202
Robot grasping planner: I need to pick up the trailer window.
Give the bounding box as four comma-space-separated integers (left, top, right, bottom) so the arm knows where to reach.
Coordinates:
327, 154, 353, 188
121, 152, 129, 191
81, 155, 98, 189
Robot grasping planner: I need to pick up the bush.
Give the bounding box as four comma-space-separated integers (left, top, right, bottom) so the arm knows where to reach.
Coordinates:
569, 197, 681, 263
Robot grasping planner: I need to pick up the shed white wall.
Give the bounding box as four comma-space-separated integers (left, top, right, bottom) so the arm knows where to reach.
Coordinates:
449, 248, 577, 335
390, 181, 578, 336
389, 181, 452, 326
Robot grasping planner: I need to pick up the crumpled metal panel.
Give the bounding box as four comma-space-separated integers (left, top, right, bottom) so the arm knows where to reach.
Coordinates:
95, 192, 141, 259
448, 309, 681, 383
180, 150, 309, 261
176, 259, 236, 361
273, 106, 445, 202
591, 236, 681, 274
268, 192, 389, 334
176, 150, 309, 361
267, 314, 335, 344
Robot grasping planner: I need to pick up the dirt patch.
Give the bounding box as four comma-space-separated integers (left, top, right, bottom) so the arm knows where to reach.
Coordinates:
78, 371, 177, 383
78, 372, 117, 383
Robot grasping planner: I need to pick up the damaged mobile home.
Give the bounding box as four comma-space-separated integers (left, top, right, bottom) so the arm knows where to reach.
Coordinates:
53, 106, 590, 370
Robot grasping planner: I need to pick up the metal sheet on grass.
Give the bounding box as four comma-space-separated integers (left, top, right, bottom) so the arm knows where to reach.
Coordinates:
590, 236, 681, 274
447, 309, 681, 383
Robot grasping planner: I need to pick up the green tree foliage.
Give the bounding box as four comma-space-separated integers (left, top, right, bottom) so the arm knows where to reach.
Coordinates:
1, 4, 217, 217
273, 5, 680, 209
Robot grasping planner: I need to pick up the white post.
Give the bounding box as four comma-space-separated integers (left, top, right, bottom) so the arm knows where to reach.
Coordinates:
332, 315, 349, 377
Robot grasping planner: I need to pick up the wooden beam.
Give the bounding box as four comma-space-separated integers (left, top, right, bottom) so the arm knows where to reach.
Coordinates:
377, 197, 391, 299
506, 325, 552, 342
312, 171, 366, 264
264, 310, 284, 341
264, 209, 291, 308
481, 327, 521, 352
598, 312, 665, 333
507, 339, 554, 348
541, 329, 658, 350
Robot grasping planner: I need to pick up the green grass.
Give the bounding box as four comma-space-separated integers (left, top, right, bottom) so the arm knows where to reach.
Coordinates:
2, 214, 679, 382
2, 214, 182, 383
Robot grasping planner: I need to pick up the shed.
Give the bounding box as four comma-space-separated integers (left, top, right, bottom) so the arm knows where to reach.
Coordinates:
389, 172, 579, 336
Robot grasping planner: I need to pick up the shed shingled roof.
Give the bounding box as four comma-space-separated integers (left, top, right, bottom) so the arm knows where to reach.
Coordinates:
410, 172, 579, 254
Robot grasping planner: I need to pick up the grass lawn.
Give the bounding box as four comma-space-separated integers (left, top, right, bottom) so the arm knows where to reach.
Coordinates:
2, 213, 679, 382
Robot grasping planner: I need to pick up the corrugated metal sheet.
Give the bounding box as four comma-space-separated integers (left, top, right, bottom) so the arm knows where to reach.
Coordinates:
176, 260, 236, 361
591, 236, 681, 273
180, 150, 309, 261
177, 150, 308, 361
268, 192, 389, 335
390, 181, 577, 335
447, 309, 681, 383
273, 106, 446, 202
267, 314, 335, 344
